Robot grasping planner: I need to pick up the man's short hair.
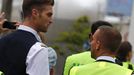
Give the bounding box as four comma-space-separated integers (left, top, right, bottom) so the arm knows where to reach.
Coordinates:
22, 0, 54, 18
91, 20, 112, 35
97, 26, 122, 52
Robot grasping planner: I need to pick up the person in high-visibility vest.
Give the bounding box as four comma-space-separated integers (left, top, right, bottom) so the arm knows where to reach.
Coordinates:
116, 41, 134, 70
70, 26, 133, 75
63, 21, 113, 75
0, 71, 3, 75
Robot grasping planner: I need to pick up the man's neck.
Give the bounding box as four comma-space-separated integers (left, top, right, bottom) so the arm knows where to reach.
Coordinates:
98, 48, 115, 58
22, 19, 38, 32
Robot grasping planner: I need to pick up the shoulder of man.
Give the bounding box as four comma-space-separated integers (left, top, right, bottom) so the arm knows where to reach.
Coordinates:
40, 43, 48, 48
70, 62, 133, 75
68, 51, 90, 59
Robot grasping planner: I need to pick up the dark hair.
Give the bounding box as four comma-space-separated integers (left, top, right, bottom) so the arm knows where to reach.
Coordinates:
116, 41, 132, 62
91, 20, 112, 35
22, 0, 54, 18
97, 26, 122, 52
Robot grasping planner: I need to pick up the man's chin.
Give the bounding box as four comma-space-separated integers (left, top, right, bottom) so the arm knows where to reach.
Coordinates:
41, 29, 47, 33
44, 30, 47, 32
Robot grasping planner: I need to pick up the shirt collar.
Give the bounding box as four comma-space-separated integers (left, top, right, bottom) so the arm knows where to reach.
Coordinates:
96, 56, 115, 63
18, 25, 42, 42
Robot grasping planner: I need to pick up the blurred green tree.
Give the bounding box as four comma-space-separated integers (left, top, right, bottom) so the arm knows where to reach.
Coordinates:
52, 16, 91, 55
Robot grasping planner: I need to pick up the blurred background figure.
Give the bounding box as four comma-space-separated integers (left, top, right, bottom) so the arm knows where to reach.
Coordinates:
83, 41, 90, 50
116, 41, 134, 70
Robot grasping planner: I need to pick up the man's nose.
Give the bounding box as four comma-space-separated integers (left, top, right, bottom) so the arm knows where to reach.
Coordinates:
49, 18, 53, 24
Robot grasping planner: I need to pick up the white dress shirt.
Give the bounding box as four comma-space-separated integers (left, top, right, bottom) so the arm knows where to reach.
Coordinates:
18, 25, 49, 75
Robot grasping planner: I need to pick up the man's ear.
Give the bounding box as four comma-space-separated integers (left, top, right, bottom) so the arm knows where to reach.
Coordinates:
96, 41, 101, 50
32, 9, 39, 17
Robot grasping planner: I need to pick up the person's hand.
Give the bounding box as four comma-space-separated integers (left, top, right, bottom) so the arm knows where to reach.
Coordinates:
0, 12, 21, 30
0, 12, 22, 32
0, 12, 8, 31
0, 12, 7, 32
13, 21, 22, 27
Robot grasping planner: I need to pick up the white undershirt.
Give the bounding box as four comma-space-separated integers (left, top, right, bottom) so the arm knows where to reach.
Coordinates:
96, 56, 115, 63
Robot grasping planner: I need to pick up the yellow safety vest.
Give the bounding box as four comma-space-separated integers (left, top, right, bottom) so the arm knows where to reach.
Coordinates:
70, 61, 133, 75
0, 71, 4, 75
122, 62, 134, 70
64, 51, 95, 75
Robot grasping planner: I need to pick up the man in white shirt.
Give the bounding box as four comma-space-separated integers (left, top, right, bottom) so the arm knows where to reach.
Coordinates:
0, 0, 55, 75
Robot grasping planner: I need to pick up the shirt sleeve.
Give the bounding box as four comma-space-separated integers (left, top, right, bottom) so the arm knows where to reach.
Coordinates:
26, 42, 49, 75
